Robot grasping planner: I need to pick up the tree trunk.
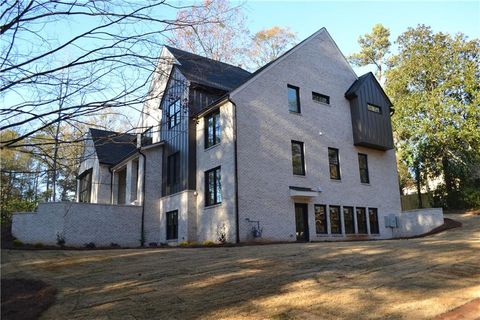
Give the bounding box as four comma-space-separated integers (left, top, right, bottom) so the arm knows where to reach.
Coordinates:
442, 157, 454, 208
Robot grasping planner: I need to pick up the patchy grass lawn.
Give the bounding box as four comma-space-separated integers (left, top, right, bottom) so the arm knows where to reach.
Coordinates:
1, 213, 479, 320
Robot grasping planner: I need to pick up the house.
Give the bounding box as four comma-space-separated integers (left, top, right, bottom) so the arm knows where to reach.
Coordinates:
12, 28, 444, 246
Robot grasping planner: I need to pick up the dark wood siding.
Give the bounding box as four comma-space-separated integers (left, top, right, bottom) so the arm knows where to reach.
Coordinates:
347, 76, 394, 150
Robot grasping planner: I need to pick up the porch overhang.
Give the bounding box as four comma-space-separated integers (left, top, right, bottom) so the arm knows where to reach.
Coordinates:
289, 186, 319, 198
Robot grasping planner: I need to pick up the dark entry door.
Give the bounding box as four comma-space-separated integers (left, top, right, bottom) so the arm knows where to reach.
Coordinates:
295, 203, 309, 241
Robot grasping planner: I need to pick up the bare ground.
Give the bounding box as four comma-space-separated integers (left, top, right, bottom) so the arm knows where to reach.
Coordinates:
1, 213, 479, 320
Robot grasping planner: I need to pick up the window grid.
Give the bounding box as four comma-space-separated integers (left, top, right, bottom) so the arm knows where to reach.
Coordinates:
328, 148, 341, 180
205, 166, 222, 207
205, 111, 221, 149
166, 210, 178, 240
369, 208, 380, 234
315, 204, 327, 234
312, 92, 330, 104
291, 141, 305, 175
168, 99, 182, 128
358, 153, 370, 184
329, 206, 341, 234
287, 85, 300, 113
343, 206, 355, 234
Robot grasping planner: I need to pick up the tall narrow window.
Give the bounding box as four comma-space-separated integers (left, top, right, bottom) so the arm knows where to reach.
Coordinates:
343, 206, 355, 234
166, 210, 178, 240
167, 152, 180, 191
78, 169, 92, 203
328, 148, 340, 180
205, 111, 221, 148
315, 205, 327, 234
369, 208, 379, 234
356, 207, 367, 234
205, 166, 221, 206
358, 153, 370, 184
287, 85, 300, 113
168, 99, 182, 128
291, 141, 305, 175
329, 206, 341, 234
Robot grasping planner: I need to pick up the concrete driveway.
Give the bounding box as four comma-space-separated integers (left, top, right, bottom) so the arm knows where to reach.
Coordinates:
2, 213, 479, 319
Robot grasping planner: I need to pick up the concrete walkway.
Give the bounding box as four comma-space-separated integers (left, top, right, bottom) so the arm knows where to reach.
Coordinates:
2, 213, 479, 319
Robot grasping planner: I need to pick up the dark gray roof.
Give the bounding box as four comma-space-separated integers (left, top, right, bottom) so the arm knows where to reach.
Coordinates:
345, 72, 392, 105
89, 128, 137, 165
165, 46, 251, 92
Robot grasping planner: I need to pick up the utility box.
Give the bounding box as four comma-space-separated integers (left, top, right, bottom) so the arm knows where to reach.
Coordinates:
384, 214, 399, 228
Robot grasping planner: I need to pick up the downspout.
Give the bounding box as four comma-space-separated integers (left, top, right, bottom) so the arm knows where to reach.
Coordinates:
231, 99, 240, 244
138, 148, 147, 247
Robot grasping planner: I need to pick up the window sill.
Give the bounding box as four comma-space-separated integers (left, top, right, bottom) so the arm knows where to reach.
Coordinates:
313, 101, 331, 107
204, 143, 220, 152
204, 203, 223, 209
293, 174, 306, 177
361, 182, 371, 186
289, 111, 302, 116
330, 179, 342, 182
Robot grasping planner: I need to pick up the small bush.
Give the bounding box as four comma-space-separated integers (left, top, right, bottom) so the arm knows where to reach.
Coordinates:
203, 241, 215, 246
110, 243, 120, 248
179, 241, 189, 246
34, 242, 44, 248
84, 242, 96, 249
12, 239, 23, 247
56, 232, 65, 247
148, 242, 158, 247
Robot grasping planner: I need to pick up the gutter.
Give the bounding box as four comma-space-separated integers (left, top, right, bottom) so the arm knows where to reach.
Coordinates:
138, 148, 147, 247
231, 99, 240, 244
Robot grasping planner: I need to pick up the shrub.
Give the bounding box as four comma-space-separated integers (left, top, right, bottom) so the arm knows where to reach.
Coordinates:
110, 243, 120, 248
203, 241, 215, 246
84, 242, 96, 249
179, 241, 190, 247
34, 242, 44, 248
56, 232, 65, 247
12, 239, 23, 247
216, 223, 227, 244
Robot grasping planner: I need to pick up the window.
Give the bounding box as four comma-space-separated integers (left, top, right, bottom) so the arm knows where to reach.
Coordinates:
78, 169, 92, 203
369, 208, 380, 234
367, 103, 381, 114
288, 85, 300, 113
166, 210, 178, 240
343, 206, 355, 234
168, 99, 182, 128
205, 166, 222, 206
328, 148, 340, 180
167, 152, 180, 190
312, 92, 330, 104
329, 206, 341, 234
315, 205, 327, 234
141, 127, 153, 146
291, 141, 305, 175
356, 207, 367, 234
358, 153, 370, 184
205, 111, 221, 149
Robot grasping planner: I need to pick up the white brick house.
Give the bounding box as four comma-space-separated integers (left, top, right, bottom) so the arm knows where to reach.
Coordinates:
12, 28, 444, 246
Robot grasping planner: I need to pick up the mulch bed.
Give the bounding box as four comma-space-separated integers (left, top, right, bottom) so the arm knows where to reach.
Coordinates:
1, 278, 57, 320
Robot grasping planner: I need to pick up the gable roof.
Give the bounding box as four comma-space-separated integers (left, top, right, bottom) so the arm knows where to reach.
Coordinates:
89, 128, 137, 165
164, 46, 251, 92
345, 72, 393, 106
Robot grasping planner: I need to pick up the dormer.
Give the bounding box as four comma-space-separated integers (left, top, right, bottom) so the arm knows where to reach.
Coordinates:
345, 72, 394, 151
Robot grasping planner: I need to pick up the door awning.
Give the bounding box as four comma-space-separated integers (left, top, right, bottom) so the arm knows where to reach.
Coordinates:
289, 186, 318, 198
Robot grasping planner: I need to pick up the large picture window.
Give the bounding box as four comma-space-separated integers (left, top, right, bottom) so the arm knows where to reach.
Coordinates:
291, 140, 305, 175
166, 210, 178, 240
288, 85, 300, 113
205, 166, 222, 206
315, 205, 327, 234
78, 169, 92, 203
356, 207, 367, 234
329, 206, 341, 234
328, 148, 341, 180
168, 99, 182, 128
343, 206, 355, 234
205, 111, 221, 149
369, 208, 380, 234
358, 153, 370, 184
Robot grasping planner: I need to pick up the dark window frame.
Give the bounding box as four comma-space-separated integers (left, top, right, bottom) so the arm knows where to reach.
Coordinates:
205, 166, 222, 207
315, 204, 327, 234
78, 168, 92, 203
356, 207, 368, 234
343, 206, 355, 234
287, 84, 301, 113
369, 208, 380, 234
329, 205, 342, 234
328, 147, 341, 180
167, 99, 182, 129
358, 153, 370, 184
312, 91, 330, 105
204, 110, 221, 149
141, 126, 153, 146
291, 140, 306, 176
167, 152, 180, 190
166, 210, 178, 240
367, 103, 382, 114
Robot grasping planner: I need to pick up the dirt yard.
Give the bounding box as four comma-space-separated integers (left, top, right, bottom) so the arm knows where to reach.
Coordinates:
2, 213, 479, 320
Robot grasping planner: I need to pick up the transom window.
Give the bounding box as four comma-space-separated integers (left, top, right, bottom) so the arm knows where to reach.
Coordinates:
168, 99, 182, 128
166, 210, 178, 240
369, 208, 379, 234
358, 153, 370, 184
312, 92, 330, 104
205, 166, 222, 207
367, 103, 381, 113
343, 206, 355, 234
205, 110, 221, 149
356, 207, 367, 234
329, 206, 341, 234
78, 169, 92, 203
328, 148, 341, 180
315, 204, 327, 234
291, 140, 305, 175
287, 84, 300, 113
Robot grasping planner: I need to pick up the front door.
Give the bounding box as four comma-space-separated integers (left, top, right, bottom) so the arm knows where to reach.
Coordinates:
295, 203, 309, 241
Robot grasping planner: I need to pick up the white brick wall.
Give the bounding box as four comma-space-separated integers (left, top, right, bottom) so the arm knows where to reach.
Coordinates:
392, 208, 444, 238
